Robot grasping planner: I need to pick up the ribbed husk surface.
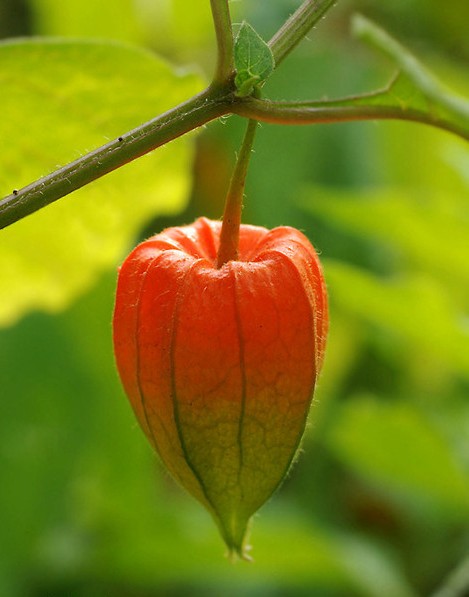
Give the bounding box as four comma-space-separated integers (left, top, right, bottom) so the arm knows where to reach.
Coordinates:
113, 217, 328, 557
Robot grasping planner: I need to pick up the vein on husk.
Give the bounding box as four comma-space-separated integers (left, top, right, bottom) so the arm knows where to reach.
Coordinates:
169, 260, 220, 517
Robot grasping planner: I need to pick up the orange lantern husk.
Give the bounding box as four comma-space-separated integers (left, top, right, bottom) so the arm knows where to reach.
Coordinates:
113, 217, 328, 558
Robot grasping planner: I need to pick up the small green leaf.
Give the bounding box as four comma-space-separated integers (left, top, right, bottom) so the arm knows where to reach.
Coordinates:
234, 22, 275, 97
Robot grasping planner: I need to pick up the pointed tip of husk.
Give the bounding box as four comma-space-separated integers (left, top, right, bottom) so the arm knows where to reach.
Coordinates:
225, 541, 253, 563
218, 514, 253, 562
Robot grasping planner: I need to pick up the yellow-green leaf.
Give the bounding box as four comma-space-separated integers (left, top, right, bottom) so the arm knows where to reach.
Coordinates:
0, 39, 203, 326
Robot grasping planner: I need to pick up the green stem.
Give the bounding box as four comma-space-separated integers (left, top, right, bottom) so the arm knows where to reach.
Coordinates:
268, 0, 337, 66
210, 0, 235, 84
0, 87, 230, 229
231, 96, 469, 141
217, 119, 258, 268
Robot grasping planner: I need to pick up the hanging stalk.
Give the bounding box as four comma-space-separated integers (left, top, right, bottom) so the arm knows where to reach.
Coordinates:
217, 119, 258, 267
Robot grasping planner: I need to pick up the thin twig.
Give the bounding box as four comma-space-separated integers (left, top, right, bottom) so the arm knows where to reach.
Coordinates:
210, 0, 235, 84
269, 0, 337, 66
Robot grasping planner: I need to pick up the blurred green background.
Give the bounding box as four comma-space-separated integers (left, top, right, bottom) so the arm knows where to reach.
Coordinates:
1, 1, 468, 596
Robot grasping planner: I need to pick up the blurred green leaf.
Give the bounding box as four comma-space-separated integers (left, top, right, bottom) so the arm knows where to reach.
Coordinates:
0, 39, 203, 326
28, 0, 224, 72
326, 395, 469, 515
323, 260, 469, 378
302, 185, 469, 297
301, 135, 469, 378
29, 0, 143, 42
148, 0, 219, 62
334, 533, 416, 597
